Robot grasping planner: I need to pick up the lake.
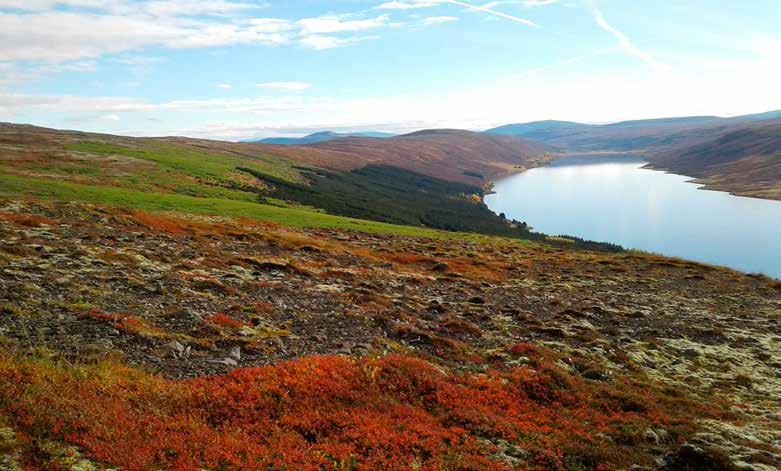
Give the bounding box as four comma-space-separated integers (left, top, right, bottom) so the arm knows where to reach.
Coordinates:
485, 155, 781, 279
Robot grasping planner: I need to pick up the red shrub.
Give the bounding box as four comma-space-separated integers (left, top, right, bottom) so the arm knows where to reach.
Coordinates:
0, 352, 700, 471
205, 313, 246, 330
0, 212, 57, 227
130, 210, 185, 234
80, 310, 165, 338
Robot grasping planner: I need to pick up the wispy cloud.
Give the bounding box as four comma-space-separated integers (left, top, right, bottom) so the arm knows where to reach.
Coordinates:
377, 0, 543, 27
588, 2, 669, 73
480, 0, 557, 8
216, 83, 232, 89
0, 3, 399, 64
445, 0, 540, 27
256, 82, 312, 91
376, 1, 444, 10
420, 16, 459, 26
297, 14, 392, 35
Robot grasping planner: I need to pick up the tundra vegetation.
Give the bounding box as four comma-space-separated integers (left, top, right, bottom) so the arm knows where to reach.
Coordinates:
0, 124, 778, 469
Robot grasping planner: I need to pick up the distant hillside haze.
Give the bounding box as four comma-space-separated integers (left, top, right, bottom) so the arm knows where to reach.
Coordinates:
484, 110, 781, 153
248, 131, 396, 145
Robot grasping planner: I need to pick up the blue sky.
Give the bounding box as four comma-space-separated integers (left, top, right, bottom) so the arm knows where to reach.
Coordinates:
0, 0, 779, 140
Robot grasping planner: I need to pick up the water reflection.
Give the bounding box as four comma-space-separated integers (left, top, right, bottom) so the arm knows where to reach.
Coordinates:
485, 155, 781, 278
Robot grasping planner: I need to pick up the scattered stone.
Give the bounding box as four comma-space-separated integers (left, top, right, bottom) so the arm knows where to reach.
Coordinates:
209, 357, 238, 367
682, 348, 701, 359
228, 346, 241, 361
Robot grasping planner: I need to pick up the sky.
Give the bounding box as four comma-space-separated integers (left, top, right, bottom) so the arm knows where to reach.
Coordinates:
0, 0, 779, 140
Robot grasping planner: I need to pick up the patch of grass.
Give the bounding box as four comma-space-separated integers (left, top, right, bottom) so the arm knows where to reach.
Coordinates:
240, 164, 623, 252
66, 141, 300, 184
0, 172, 502, 241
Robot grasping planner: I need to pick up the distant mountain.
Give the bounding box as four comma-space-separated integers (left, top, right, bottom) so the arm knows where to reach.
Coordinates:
484, 110, 781, 153
603, 116, 720, 128
734, 110, 781, 121
485, 120, 592, 141
247, 131, 396, 145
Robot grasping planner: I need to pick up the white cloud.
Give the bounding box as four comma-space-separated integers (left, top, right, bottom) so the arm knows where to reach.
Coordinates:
139, 0, 266, 17
216, 83, 232, 89
256, 82, 312, 91
0, 12, 183, 62
420, 16, 459, 26
376, 1, 445, 10
0, 5, 398, 64
0, 0, 115, 11
517, 0, 557, 7
0, 59, 97, 87
478, 0, 557, 8
7, 44, 778, 139
113, 55, 166, 67
297, 14, 391, 35
298, 34, 379, 50
0, 0, 267, 15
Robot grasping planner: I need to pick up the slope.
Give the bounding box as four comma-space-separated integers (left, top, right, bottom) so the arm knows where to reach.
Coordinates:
260, 129, 552, 185
484, 110, 781, 153
646, 119, 781, 200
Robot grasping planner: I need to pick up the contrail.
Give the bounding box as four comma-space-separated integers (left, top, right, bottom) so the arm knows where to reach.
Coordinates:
445, 0, 541, 28
589, 3, 669, 73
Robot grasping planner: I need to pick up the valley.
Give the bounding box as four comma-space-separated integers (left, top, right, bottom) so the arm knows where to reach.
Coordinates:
0, 119, 778, 469
2, 2, 779, 469
487, 112, 781, 201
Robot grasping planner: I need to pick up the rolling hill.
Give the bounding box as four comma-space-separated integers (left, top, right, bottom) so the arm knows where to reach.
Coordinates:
259, 129, 552, 185
1, 122, 611, 250
485, 110, 781, 153
0, 120, 779, 469
247, 131, 396, 145
645, 119, 781, 200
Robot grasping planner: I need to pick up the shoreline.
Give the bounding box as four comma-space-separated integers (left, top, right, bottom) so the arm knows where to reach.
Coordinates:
486, 151, 781, 204
641, 163, 781, 203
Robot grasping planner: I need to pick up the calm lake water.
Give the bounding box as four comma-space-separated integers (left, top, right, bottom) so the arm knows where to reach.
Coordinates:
485, 155, 781, 279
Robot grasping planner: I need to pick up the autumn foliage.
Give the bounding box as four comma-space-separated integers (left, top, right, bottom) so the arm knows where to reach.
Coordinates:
205, 312, 247, 330
0, 211, 57, 227
0, 348, 695, 471
130, 209, 186, 234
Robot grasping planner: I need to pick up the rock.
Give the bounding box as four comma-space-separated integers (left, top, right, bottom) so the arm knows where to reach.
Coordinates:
314, 284, 343, 294
245, 259, 289, 271
431, 262, 450, 272
171, 307, 199, 320
209, 357, 238, 367
238, 326, 257, 337
582, 369, 607, 381
663, 443, 737, 471
682, 348, 701, 359
645, 428, 661, 445
228, 346, 241, 361
166, 340, 185, 354
468, 296, 486, 305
